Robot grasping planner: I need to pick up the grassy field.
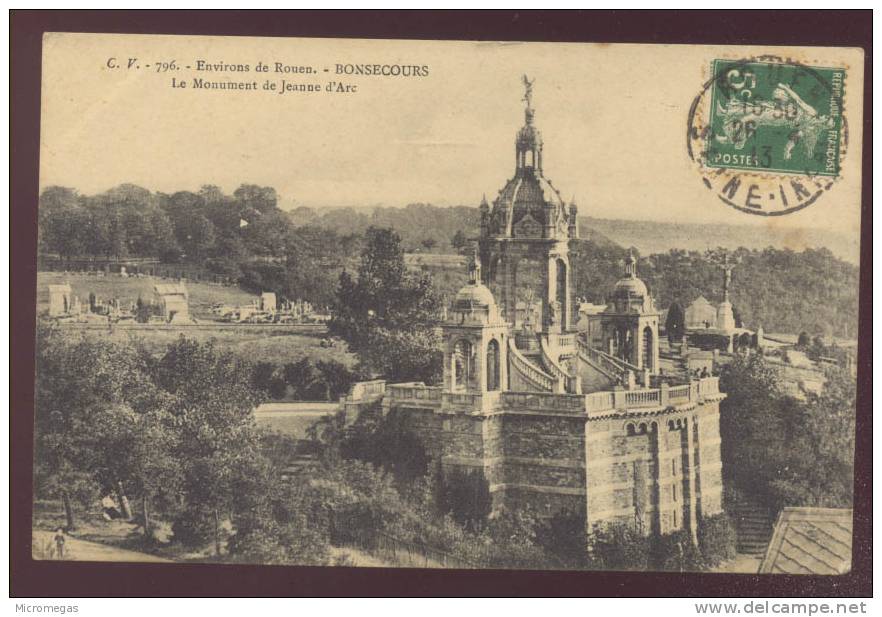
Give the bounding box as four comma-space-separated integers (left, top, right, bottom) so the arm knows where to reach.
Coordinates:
39, 271, 357, 366
37, 271, 258, 318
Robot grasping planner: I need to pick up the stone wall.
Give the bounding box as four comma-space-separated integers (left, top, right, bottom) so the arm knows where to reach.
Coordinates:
389, 392, 724, 536
585, 399, 724, 537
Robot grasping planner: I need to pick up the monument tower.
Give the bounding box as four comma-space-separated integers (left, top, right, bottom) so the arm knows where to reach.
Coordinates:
478, 75, 580, 390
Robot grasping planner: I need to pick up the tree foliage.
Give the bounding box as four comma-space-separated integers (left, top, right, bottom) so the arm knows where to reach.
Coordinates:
330, 226, 443, 382
719, 354, 855, 510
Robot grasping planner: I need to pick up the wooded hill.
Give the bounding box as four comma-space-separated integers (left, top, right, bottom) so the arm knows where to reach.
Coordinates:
38, 186, 859, 338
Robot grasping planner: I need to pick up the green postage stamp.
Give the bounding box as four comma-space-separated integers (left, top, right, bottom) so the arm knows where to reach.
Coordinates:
706, 59, 845, 177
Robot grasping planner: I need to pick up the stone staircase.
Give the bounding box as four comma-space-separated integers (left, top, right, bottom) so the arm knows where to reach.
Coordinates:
729, 492, 776, 555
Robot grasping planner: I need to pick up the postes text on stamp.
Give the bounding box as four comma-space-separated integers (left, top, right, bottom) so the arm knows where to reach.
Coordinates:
706, 59, 845, 177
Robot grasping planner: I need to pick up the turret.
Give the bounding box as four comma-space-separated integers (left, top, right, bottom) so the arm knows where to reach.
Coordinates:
479, 194, 490, 238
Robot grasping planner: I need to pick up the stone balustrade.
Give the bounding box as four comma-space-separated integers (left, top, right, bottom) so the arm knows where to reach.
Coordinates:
384, 376, 721, 416
508, 337, 556, 392
386, 384, 443, 403
346, 379, 387, 401
500, 391, 585, 414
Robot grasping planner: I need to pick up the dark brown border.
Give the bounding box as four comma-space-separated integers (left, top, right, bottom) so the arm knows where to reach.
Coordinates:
10, 10, 873, 598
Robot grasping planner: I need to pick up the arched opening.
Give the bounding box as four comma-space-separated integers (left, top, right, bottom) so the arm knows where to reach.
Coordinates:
626, 423, 636, 436
622, 328, 634, 364
642, 326, 654, 371
512, 258, 543, 330
453, 339, 474, 391
609, 328, 621, 357
486, 339, 500, 391
555, 259, 568, 329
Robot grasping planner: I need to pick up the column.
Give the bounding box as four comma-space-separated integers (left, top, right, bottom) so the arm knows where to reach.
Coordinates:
684, 416, 699, 544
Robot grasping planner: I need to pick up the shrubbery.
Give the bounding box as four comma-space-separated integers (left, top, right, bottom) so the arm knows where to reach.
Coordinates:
697, 513, 738, 567
251, 357, 361, 402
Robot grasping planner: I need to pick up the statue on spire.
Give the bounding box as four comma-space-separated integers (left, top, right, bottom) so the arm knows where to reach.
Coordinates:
707, 249, 740, 303
522, 74, 535, 110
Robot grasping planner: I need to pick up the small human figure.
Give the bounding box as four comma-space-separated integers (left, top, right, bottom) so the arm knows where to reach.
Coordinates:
700, 367, 710, 378
53, 527, 66, 560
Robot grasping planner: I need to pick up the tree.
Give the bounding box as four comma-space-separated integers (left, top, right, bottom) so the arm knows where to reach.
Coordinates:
151, 338, 262, 553
251, 361, 277, 396
719, 354, 856, 510
329, 227, 443, 383
665, 301, 685, 343
38, 186, 88, 262
283, 358, 321, 400
34, 325, 166, 530
451, 230, 468, 251
234, 184, 278, 215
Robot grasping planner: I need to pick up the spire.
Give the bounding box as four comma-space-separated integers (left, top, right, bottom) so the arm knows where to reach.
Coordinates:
480, 193, 489, 209
469, 248, 481, 284
515, 75, 542, 173
625, 251, 637, 278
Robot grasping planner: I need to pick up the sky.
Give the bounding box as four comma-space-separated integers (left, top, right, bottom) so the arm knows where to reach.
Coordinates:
39, 34, 864, 240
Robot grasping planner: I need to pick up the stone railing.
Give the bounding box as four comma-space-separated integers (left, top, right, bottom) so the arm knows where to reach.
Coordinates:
585, 391, 615, 413
668, 384, 691, 402
442, 391, 484, 410
578, 339, 640, 382
577, 341, 624, 381
547, 332, 575, 350
584, 376, 722, 414
576, 334, 641, 376
540, 337, 570, 393
508, 338, 555, 392
384, 377, 722, 416
698, 376, 720, 397
501, 391, 585, 414
346, 379, 387, 402
625, 389, 661, 408
386, 384, 443, 404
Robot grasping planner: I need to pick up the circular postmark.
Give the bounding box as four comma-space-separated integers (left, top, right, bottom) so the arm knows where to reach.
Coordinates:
687, 55, 848, 217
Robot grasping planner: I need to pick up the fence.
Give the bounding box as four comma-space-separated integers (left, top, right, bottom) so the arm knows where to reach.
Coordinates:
333, 516, 476, 569
368, 531, 477, 569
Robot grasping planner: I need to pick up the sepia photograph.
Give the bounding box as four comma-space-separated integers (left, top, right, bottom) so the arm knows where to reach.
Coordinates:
23, 28, 865, 584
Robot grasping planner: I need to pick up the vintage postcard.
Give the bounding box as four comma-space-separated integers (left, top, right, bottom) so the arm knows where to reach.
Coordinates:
33, 33, 863, 575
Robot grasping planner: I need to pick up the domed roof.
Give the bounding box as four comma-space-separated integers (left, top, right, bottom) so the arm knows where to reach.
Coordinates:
454, 282, 497, 310
498, 172, 564, 210
611, 251, 650, 305
613, 276, 648, 298
493, 172, 566, 235
484, 78, 571, 240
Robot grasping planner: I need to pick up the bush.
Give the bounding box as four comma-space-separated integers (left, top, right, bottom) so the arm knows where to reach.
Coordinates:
171, 505, 218, 547
587, 522, 650, 571
697, 513, 738, 566
339, 409, 430, 486
437, 467, 492, 531
534, 509, 590, 569
650, 529, 705, 572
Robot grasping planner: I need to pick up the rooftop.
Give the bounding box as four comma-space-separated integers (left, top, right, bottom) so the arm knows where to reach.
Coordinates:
759, 507, 853, 575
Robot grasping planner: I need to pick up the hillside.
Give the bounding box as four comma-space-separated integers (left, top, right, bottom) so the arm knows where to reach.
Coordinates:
580, 216, 860, 265
288, 203, 620, 252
